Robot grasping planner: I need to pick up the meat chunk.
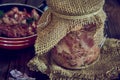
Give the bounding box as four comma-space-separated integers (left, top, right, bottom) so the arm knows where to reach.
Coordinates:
51, 23, 100, 69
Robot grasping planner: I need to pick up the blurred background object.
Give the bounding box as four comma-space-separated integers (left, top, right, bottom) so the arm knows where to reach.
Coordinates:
104, 0, 120, 39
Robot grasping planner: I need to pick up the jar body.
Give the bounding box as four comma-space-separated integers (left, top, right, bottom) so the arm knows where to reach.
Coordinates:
51, 23, 101, 69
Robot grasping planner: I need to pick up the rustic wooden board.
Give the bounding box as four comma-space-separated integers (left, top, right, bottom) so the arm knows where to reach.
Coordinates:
0, 49, 20, 80
5, 47, 37, 79
0, 55, 10, 80
4, 47, 49, 80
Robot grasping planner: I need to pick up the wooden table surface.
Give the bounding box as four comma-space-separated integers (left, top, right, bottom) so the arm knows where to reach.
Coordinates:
0, 0, 120, 80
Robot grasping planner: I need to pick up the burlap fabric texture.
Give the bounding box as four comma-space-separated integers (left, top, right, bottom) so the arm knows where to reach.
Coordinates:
30, 0, 106, 55
48, 38, 120, 80
27, 0, 107, 79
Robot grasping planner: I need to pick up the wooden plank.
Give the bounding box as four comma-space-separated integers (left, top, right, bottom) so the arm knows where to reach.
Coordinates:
6, 47, 35, 79
6, 46, 49, 80
0, 59, 10, 80
0, 52, 11, 80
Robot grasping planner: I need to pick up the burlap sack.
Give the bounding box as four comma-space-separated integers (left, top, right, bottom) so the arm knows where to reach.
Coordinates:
27, 0, 107, 78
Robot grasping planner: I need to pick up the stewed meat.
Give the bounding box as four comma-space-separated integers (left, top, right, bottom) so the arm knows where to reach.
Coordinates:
0, 7, 40, 38
51, 23, 100, 69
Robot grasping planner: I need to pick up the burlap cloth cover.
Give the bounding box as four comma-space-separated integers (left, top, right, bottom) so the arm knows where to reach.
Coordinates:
26, 0, 120, 79
34, 0, 106, 55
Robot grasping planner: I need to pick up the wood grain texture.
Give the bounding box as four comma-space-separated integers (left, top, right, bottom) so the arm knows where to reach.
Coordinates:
0, 47, 49, 80
0, 55, 10, 80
